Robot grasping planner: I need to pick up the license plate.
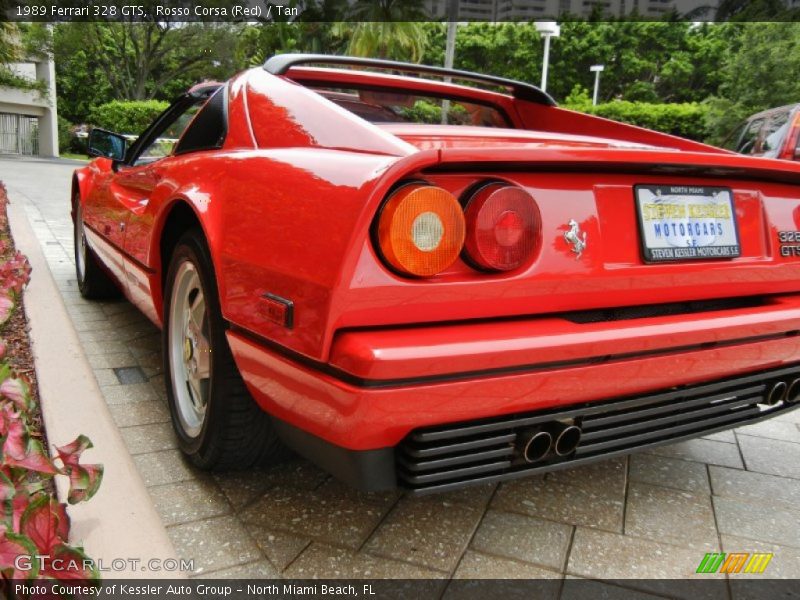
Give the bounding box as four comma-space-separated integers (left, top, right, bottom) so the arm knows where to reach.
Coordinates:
634, 184, 740, 263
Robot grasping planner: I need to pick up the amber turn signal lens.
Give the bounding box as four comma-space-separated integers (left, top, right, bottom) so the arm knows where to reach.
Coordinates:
378, 185, 466, 277
463, 183, 541, 271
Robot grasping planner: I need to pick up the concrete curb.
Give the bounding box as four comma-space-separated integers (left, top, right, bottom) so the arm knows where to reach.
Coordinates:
7, 198, 184, 580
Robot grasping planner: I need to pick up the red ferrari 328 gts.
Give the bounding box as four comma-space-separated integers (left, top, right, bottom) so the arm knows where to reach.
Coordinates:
73, 55, 800, 494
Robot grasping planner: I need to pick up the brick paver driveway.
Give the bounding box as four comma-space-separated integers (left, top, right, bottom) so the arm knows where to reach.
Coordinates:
2, 156, 799, 593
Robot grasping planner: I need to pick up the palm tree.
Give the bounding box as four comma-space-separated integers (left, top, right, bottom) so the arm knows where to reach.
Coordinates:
296, 0, 350, 54
334, 0, 429, 63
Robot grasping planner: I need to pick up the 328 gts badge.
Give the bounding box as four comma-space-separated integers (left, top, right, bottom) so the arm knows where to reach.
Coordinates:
777, 231, 800, 257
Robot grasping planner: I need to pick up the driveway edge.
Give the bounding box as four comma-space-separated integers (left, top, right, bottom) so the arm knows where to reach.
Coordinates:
7, 199, 184, 579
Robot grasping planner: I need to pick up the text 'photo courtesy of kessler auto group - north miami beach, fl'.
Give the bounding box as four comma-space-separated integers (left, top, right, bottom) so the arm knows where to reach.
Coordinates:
1, 0, 800, 598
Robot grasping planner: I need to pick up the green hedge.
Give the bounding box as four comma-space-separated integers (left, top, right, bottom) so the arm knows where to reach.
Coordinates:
57, 115, 73, 154
586, 101, 710, 141
400, 100, 470, 125
88, 100, 169, 135
563, 87, 711, 142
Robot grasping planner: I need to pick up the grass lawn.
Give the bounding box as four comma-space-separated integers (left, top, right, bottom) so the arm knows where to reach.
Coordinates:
61, 152, 89, 161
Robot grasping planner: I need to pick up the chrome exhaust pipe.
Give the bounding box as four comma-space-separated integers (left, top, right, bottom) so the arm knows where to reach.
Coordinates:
553, 424, 582, 456
786, 379, 800, 404
766, 381, 787, 406
516, 428, 553, 463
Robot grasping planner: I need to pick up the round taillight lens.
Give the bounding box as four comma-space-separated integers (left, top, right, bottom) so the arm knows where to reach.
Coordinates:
377, 184, 466, 277
463, 183, 541, 271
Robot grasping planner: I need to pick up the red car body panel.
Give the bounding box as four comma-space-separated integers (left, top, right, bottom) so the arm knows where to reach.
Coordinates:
229, 327, 800, 450
73, 58, 800, 491
328, 295, 800, 381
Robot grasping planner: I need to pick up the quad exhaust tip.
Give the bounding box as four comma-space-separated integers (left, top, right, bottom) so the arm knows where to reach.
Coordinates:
518, 376, 795, 465
516, 421, 582, 464
764, 377, 800, 406
519, 429, 553, 463
766, 381, 788, 406
787, 379, 800, 404
554, 424, 582, 456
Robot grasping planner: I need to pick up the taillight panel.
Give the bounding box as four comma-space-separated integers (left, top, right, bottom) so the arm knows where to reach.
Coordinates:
376, 183, 465, 277
462, 182, 542, 272
373, 178, 541, 278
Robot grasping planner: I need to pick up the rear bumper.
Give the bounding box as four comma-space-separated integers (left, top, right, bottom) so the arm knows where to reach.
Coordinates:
327, 295, 800, 382
227, 294, 800, 491
261, 364, 800, 493
397, 366, 799, 493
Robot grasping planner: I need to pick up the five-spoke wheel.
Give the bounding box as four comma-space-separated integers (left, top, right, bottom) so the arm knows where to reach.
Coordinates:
73, 197, 121, 299
168, 261, 212, 438
162, 229, 285, 469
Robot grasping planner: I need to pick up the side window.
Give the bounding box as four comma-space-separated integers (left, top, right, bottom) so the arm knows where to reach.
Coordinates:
133, 101, 204, 166
735, 118, 765, 155
762, 110, 791, 155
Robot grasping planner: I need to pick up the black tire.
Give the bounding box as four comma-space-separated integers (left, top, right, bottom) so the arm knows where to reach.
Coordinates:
162, 229, 286, 469
74, 199, 122, 300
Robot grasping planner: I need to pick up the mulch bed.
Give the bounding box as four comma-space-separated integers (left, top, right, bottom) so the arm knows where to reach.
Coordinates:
3, 295, 46, 448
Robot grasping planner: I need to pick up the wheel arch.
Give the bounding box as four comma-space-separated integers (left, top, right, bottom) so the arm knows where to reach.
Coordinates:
153, 199, 218, 322
71, 170, 89, 221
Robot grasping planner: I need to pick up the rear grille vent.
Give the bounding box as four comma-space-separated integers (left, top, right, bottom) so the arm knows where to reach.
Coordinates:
397, 364, 800, 494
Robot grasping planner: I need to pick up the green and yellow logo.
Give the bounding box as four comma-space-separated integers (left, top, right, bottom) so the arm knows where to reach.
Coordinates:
696, 552, 773, 574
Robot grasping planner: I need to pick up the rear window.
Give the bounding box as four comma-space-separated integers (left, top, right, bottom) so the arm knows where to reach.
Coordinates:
311, 87, 511, 128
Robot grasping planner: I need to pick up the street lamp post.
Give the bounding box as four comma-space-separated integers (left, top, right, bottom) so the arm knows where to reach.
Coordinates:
534, 21, 560, 93
441, 0, 458, 124
590, 64, 605, 106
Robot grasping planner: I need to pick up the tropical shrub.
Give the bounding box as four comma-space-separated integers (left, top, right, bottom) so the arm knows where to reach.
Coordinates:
563, 84, 592, 110
0, 183, 103, 584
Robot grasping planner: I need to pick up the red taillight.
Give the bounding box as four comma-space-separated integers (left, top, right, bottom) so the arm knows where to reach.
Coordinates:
463, 183, 541, 272
778, 111, 800, 160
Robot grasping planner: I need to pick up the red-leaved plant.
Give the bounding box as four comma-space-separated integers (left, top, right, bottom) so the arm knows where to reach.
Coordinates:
0, 184, 103, 585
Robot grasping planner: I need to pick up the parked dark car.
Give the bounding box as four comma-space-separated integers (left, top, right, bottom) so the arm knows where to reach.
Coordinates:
723, 103, 800, 160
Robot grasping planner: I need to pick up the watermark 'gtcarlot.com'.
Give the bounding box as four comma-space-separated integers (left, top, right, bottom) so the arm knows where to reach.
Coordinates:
14, 555, 194, 573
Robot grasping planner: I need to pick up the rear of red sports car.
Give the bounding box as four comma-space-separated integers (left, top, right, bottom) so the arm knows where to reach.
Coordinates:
75, 55, 800, 495
209, 56, 800, 494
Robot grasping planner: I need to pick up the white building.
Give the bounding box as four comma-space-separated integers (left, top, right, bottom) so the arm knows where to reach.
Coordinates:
0, 55, 59, 157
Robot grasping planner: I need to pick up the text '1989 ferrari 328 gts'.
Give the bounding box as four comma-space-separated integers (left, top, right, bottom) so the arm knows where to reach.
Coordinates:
73, 54, 800, 494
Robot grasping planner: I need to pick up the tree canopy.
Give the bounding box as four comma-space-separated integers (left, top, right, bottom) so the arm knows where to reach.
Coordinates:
49, 20, 800, 143
54, 22, 239, 122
